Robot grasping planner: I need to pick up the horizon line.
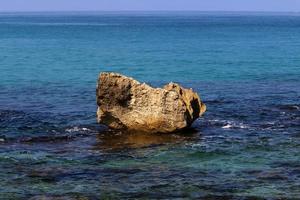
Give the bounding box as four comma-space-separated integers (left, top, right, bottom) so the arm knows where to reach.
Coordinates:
0, 10, 300, 13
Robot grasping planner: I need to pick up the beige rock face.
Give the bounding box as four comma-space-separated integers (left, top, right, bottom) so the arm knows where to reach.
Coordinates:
96, 72, 206, 133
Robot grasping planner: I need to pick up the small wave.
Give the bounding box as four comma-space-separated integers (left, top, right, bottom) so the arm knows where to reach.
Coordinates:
65, 126, 91, 133
222, 124, 248, 129
278, 104, 300, 111
207, 119, 249, 129
19, 135, 74, 143
222, 124, 232, 129
0, 109, 25, 117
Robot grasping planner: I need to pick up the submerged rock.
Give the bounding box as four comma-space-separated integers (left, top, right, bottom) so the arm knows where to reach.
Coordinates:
96, 72, 206, 133
96, 129, 198, 150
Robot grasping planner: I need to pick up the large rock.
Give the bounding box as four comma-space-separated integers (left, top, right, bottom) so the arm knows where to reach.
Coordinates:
96, 72, 206, 133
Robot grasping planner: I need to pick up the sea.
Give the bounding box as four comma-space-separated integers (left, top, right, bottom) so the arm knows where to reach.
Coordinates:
0, 12, 299, 199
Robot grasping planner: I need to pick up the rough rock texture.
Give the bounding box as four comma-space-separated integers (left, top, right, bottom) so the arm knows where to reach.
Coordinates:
96, 72, 206, 133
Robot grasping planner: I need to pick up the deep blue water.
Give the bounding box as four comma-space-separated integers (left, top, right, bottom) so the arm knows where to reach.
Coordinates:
0, 12, 299, 199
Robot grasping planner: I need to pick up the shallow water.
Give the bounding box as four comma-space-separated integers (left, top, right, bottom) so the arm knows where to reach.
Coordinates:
0, 12, 300, 199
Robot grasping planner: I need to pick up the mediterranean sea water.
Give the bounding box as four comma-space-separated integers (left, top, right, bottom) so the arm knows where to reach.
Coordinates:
0, 12, 299, 199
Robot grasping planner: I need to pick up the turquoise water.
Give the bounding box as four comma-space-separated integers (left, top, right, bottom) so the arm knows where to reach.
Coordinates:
0, 12, 299, 199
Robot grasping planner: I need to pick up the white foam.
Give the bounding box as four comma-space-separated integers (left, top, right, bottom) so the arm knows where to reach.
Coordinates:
222, 124, 232, 129
292, 105, 300, 110
222, 122, 248, 129
65, 126, 90, 133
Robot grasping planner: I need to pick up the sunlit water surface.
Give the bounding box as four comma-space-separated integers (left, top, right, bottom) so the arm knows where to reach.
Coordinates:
0, 12, 299, 199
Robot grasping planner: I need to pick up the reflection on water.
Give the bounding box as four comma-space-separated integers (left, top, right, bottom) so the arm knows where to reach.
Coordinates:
95, 129, 199, 151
